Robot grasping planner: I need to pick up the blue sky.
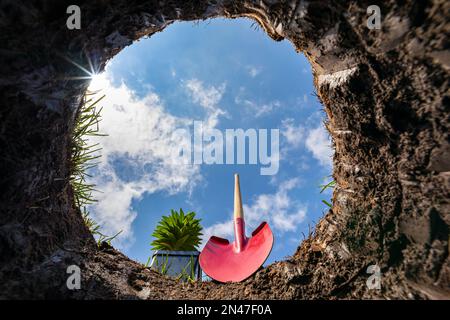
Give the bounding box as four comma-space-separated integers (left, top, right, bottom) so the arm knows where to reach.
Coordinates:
87, 18, 333, 265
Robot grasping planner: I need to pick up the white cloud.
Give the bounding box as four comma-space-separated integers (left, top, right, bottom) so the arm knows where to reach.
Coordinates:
201, 178, 307, 247
305, 125, 333, 168
85, 73, 224, 249
235, 95, 280, 118
281, 118, 305, 149
184, 78, 227, 129
184, 78, 225, 111
246, 65, 262, 78
279, 117, 333, 170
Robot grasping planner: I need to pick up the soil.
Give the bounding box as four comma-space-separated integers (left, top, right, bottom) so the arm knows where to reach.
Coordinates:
0, 0, 448, 299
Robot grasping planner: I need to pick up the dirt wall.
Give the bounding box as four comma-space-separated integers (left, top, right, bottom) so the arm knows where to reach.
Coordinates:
0, 0, 448, 299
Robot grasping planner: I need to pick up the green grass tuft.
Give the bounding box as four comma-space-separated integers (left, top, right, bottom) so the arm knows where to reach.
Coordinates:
320, 178, 336, 209
70, 91, 121, 247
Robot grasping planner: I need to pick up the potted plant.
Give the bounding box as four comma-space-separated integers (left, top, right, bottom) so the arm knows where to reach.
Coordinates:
148, 208, 203, 281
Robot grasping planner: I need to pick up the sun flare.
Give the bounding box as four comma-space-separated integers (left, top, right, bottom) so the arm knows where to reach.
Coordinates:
88, 73, 109, 92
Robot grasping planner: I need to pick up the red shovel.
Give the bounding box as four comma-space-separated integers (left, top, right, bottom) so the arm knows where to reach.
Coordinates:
199, 174, 274, 282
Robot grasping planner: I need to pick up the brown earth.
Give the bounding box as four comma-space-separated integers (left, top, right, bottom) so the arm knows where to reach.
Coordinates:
0, 0, 449, 299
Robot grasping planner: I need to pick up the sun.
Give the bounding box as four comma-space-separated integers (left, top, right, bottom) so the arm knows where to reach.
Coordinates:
88, 73, 109, 92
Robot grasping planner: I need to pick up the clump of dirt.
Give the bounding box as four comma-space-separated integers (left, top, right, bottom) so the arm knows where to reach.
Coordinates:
0, 0, 448, 299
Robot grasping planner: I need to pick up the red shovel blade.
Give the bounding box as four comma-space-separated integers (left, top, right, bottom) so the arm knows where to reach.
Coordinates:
200, 221, 274, 282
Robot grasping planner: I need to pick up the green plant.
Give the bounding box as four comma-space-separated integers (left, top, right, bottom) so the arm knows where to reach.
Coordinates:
82, 208, 122, 246
320, 179, 336, 208
151, 209, 203, 251
70, 90, 121, 246
70, 92, 105, 209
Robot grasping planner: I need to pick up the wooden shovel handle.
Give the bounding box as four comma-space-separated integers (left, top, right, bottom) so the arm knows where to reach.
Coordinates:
234, 174, 244, 220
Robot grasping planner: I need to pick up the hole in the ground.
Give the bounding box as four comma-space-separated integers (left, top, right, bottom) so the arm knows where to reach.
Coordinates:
2, 0, 447, 299
75, 18, 333, 275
